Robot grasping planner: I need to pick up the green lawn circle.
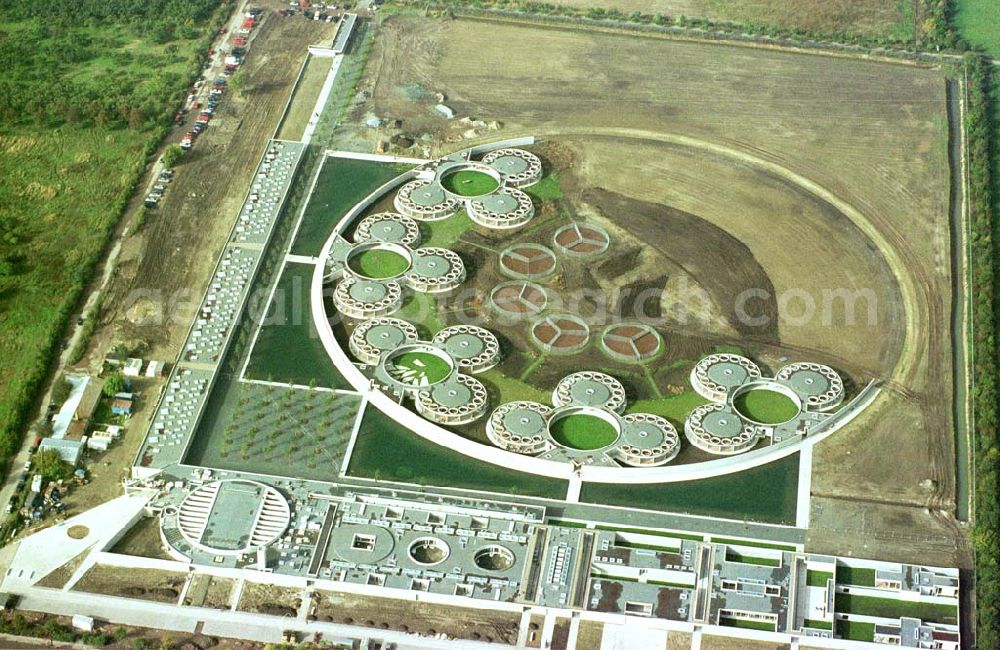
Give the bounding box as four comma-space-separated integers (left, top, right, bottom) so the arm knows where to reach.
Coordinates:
388, 350, 453, 385
733, 389, 800, 424
549, 413, 619, 450
348, 247, 411, 279
440, 169, 500, 197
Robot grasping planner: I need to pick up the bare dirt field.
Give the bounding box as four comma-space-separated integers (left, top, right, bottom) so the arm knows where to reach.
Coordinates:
541, 0, 912, 39
237, 581, 303, 617
312, 590, 521, 643
702, 635, 791, 650
185, 574, 235, 610
666, 630, 693, 650
74, 565, 186, 604
108, 515, 173, 561
356, 15, 961, 564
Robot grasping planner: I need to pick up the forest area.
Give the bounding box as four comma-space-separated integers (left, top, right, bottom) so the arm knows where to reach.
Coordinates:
0, 0, 232, 477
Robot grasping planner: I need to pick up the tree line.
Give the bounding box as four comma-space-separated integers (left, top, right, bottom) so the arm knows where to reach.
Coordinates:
964, 54, 1000, 649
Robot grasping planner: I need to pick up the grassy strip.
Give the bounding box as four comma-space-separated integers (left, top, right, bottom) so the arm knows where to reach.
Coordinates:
806, 570, 834, 588
837, 565, 876, 587
711, 537, 797, 552
836, 620, 875, 641
719, 618, 775, 632
548, 518, 587, 528
725, 550, 780, 567
834, 593, 958, 624
804, 619, 833, 630
964, 55, 1000, 648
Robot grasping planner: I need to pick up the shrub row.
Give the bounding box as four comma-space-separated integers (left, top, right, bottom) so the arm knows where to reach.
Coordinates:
405, 0, 966, 52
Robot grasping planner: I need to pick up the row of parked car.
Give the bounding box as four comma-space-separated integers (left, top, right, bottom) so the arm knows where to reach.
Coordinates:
144, 168, 174, 209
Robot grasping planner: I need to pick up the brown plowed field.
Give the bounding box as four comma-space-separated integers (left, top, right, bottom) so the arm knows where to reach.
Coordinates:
358, 16, 963, 566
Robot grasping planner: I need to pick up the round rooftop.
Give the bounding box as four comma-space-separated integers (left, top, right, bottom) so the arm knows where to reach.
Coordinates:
700, 408, 747, 439
553, 371, 626, 412
175, 480, 290, 556
353, 212, 421, 246
487, 153, 530, 176
431, 325, 500, 372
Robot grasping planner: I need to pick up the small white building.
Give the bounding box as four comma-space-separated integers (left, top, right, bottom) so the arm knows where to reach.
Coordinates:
122, 358, 143, 377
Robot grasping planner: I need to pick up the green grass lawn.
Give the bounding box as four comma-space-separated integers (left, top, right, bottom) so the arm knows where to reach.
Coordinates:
549, 414, 618, 449
719, 618, 775, 632
733, 389, 800, 424
419, 210, 474, 248
836, 620, 875, 642
291, 157, 414, 257
834, 593, 958, 624
581, 453, 800, 524
627, 392, 709, 427
807, 570, 834, 587
348, 248, 410, 279
388, 351, 452, 384
954, 0, 1000, 56
804, 619, 833, 630
837, 566, 876, 587
346, 405, 567, 498
725, 550, 781, 567
440, 169, 499, 196
243, 263, 352, 389
522, 173, 563, 201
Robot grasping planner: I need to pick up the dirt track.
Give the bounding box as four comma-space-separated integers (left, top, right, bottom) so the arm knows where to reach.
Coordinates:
100, 13, 336, 360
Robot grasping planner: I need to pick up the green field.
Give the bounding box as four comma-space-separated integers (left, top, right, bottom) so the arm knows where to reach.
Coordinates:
733, 389, 800, 424
440, 169, 499, 196
291, 156, 414, 256
580, 453, 800, 524
387, 351, 453, 385
627, 392, 709, 427
719, 618, 775, 632
725, 549, 781, 567
836, 619, 875, 642
954, 0, 1000, 56
346, 405, 568, 498
243, 262, 352, 389
837, 565, 876, 587
807, 570, 834, 587
549, 414, 618, 449
804, 619, 833, 630
834, 593, 959, 625
348, 248, 410, 279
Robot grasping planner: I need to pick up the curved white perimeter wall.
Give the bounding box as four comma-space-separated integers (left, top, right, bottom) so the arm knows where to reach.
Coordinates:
311, 139, 881, 484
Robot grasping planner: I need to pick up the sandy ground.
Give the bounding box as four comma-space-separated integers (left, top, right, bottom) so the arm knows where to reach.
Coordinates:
312, 590, 521, 643
73, 566, 186, 604
237, 581, 303, 617
355, 15, 962, 565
